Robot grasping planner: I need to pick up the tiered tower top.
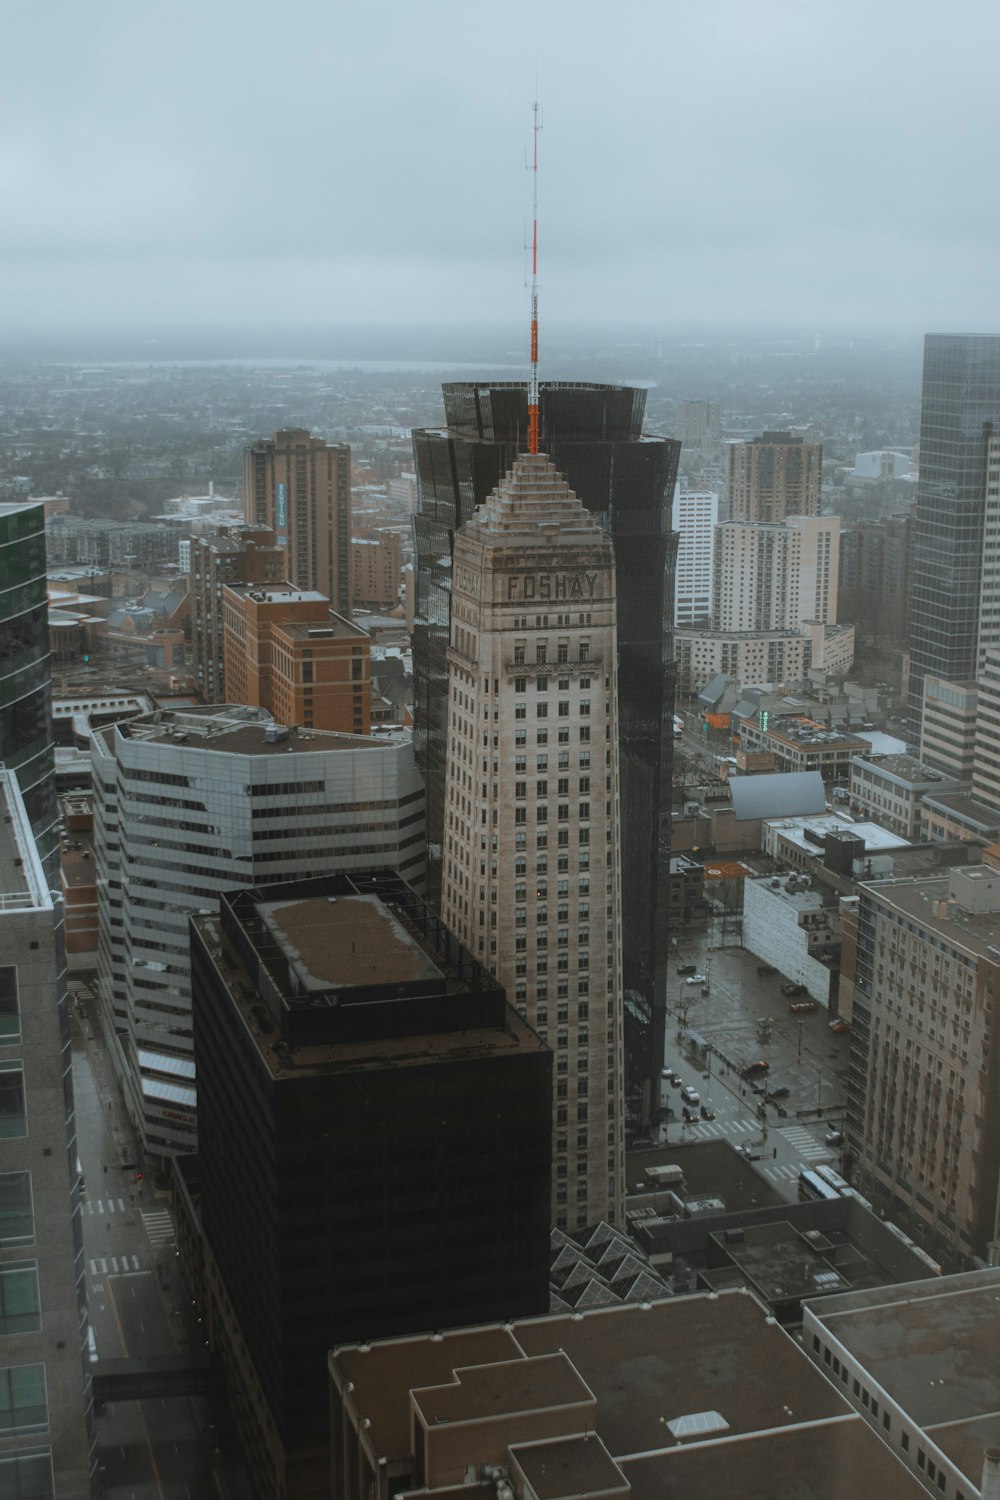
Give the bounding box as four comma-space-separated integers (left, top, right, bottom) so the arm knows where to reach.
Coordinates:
470, 453, 605, 541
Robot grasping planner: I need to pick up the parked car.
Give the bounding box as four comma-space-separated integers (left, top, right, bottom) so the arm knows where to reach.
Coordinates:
788, 1000, 818, 1014
685, 974, 707, 986
756, 965, 778, 977
829, 1019, 852, 1034
766, 1085, 790, 1101
680, 1084, 700, 1106
741, 1060, 770, 1078
781, 982, 808, 997
682, 1106, 699, 1123
676, 964, 698, 976
825, 1129, 845, 1147
700, 1104, 716, 1120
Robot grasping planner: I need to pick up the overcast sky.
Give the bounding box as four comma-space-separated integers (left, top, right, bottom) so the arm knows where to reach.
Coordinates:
4, 0, 1000, 337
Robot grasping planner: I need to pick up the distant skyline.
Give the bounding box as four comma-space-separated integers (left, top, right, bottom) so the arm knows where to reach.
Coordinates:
6, 0, 1000, 336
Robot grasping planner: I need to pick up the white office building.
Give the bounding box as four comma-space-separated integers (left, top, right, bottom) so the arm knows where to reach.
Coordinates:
93, 707, 425, 1159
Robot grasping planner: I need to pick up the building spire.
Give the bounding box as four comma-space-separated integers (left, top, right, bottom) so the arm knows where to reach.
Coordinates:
527, 99, 541, 455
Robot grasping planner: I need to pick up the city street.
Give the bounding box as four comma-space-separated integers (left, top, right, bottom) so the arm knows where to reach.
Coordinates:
658, 929, 851, 1199
70, 989, 232, 1498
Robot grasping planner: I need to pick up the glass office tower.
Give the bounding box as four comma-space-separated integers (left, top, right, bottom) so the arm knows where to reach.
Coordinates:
0, 503, 57, 883
908, 335, 1000, 726
413, 382, 680, 1127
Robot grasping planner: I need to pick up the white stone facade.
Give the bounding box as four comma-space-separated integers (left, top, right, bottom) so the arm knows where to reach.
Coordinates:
440, 454, 625, 1230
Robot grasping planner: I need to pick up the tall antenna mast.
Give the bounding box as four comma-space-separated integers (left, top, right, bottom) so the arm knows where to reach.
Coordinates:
527, 99, 541, 455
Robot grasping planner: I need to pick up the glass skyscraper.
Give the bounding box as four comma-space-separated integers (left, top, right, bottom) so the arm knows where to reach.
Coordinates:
413, 382, 680, 1127
908, 334, 1000, 724
0, 503, 57, 883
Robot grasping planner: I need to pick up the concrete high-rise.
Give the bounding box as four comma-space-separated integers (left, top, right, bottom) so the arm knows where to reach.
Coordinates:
440, 453, 624, 1228
0, 770, 95, 1494
186, 871, 551, 1498
713, 515, 840, 632
0, 502, 58, 880
413, 382, 679, 1130
92, 708, 424, 1160
908, 334, 1000, 724
676, 513, 852, 693
244, 429, 352, 614
727, 431, 821, 522
673, 488, 718, 626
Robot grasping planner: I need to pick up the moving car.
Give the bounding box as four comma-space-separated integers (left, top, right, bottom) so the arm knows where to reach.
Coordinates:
682, 1106, 699, 1123
781, 982, 807, 997
825, 1129, 845, 1147
676, 964, 698, 976
685, 974, 707, 986
766, 1085, 790, 1101
741, 1060, 770, 1078
700, 1104, 716, 1120
680, 1084, 700, 1106
829, 1019, 851, 1034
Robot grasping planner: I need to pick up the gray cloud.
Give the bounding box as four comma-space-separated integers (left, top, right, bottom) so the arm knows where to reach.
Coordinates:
4, 0, 1000, 332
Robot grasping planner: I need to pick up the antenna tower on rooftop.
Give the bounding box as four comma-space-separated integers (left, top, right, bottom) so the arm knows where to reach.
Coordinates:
527, 99, 542, 455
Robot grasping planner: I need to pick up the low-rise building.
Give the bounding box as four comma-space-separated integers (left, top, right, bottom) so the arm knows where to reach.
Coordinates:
330, 1285, 929, 1500
737, 715, 870, 782
849, 754, 960, 841
805, 1269, 1000, 1500
743, 873, 842, 1005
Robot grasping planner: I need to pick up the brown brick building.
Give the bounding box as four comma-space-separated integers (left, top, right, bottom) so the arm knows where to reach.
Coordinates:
222, 583, 371, 733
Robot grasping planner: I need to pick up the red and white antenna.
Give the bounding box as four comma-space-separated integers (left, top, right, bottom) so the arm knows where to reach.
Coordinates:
527, 98, 542, 455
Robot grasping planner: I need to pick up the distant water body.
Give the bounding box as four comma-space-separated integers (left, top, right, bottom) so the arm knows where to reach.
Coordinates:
63, 358, 524, 374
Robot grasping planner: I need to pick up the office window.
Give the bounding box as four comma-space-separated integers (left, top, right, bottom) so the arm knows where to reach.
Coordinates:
0, 1176, 33, 1248
0, 1449, 53, 1497
0, 1266, 40, 1336
0, 1364, 47, 1434
0, 1067, 26, 1140
0, 971, 18, 1044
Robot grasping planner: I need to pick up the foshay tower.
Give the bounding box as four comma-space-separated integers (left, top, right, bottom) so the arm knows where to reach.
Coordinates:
441, 453, 625, 1227
413, 111, 678, 1132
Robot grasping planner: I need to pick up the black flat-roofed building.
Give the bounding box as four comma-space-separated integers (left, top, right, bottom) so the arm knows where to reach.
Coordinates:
188, 870, 551, 1498
413, 383, 680, 1129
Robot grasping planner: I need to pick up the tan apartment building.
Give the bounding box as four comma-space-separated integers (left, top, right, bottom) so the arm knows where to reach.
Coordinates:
351, 532, 402, 609
222, 584, 371, 734
726, 430, 821, 522
243, 429, 352, 614
849, 859, 1000, 1261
